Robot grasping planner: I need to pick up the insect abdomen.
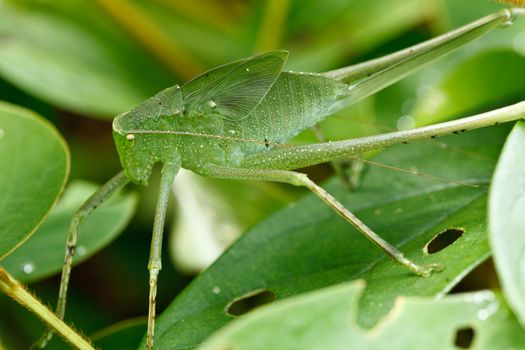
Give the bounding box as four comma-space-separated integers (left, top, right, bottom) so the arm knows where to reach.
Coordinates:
229, 72, 348, 158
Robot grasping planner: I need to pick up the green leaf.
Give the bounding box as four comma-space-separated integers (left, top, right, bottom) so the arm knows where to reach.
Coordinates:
198, 281, 525, 350
145, 124, 510, 349
489, 121, 525, 326
0, 1, 171, 118
0, 101, 69, 259
0, 181, 137, 283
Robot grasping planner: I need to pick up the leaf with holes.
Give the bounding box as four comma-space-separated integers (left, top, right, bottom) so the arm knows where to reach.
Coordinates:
144, 124, 510, 349
0, 102, 69, 259
0, 181, 137, 283
198, 281, 525, 350
489, 121, 525, 327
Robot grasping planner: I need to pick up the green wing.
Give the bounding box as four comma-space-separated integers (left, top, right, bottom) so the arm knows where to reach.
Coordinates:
182, 51, 288, 121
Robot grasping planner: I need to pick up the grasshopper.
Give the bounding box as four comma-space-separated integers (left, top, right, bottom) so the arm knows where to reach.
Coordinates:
35, 7, 525, 350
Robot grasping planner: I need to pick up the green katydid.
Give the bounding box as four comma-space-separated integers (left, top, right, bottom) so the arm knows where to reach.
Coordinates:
35, 7, 525, 350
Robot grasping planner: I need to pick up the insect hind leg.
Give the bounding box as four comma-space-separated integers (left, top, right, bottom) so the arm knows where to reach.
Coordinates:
200, 164, 443, 277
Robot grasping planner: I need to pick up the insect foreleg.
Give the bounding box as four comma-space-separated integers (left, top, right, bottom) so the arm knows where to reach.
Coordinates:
146, 163, 179, 350
33, 171, 130, 349
199, 165, 441, 277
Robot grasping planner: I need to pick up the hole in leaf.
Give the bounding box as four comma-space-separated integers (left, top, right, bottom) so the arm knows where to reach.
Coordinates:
424, 228, 464, 254
226, 290, 276, 316
454, 326, 475, 348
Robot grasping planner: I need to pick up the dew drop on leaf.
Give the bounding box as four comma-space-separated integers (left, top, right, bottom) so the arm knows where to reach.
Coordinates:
21, 262, 34, 274
76, 245, 86, 256
397, 115, 415, 130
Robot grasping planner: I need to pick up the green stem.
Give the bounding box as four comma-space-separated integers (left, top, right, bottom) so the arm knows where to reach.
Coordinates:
0, 267, 94, 350
254, 0, 290, 52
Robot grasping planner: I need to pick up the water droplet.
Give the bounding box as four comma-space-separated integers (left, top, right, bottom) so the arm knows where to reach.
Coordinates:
245, 68, 250, 72
228, 129, 236, 135
0, 128, 4, 139
77, 246, 86, 256
212, 286, 221, 294
208, 100, 217, 108
477, 308, 490, 321
419, 87, 447, 115
397, 115, 415, 130
21, 262, 34, 274
472, 291, 493, 304
126, 134, 135, 141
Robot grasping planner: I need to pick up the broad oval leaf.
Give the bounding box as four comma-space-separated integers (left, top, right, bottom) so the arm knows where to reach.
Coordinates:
144, 125, 510, 349
199, 281, 525, 350
0, 101, 69, 259
489, 121, 525, 326
0, 181, 138, 283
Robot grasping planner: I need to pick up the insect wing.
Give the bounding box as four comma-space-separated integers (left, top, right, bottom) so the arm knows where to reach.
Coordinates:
183, 51, 288, 121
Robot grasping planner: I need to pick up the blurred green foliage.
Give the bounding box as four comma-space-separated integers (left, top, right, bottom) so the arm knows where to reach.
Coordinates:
1, 0, 525, 348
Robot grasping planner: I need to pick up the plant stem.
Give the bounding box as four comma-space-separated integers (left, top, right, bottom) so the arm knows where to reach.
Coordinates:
96, 0, 204, 79
255, 0, 290, 52
0, 267, 94, 350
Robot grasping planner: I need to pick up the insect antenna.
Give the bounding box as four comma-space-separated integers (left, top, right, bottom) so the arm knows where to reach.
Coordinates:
349, 156, 485, 189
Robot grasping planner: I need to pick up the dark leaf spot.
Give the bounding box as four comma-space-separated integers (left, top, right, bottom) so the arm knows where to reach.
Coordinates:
424, 228, 464, 254
226, 290, 276, 316
455, 326, 475, 348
